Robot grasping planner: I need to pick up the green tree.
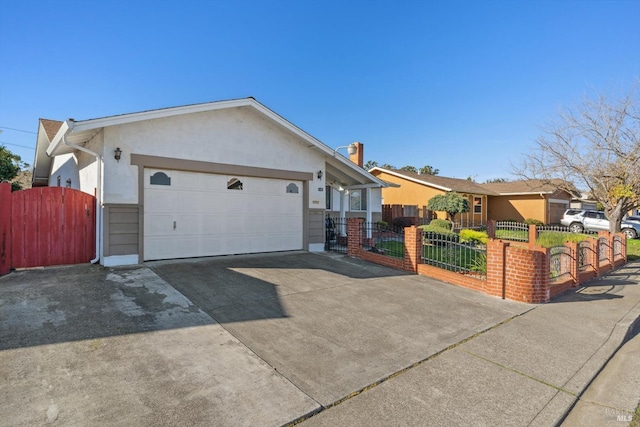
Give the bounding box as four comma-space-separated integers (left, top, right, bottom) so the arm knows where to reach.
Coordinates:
484, 178, 507, 183
427, 192, 470, 224
380, 163, 395, 170
364, 160, 378, 170
0, 145, 25, 191
419, 165, 439, 175
399, 165, 417, 173
517, 82, 640, 232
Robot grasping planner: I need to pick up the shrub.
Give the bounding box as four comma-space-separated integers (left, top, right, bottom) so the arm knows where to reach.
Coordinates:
420, 224, 460, 243
524, 218, 544, 226
460, 229, 489, 245
375, 220, 388, 230
429, 219, 452, 230
392, 217, 415, 229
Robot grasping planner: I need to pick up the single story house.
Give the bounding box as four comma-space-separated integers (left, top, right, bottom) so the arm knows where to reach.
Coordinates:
368, 167, 497, 228
32, 98, 387, 266
482, 179, 574, 224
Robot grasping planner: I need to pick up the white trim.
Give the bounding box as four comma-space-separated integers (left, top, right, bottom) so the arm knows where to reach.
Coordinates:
495, 191, 554, 196
549, 198, 570, 204
102, 254, 139, 267
369, 167, 452, 192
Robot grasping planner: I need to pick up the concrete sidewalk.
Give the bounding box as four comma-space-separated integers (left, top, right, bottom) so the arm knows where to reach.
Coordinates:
301, 261, 640, 426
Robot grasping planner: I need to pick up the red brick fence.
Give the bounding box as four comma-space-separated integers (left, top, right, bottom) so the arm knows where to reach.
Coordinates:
346, 218, 627, 304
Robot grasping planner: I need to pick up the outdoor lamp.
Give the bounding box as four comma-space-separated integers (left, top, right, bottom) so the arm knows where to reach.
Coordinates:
317, 170, 323, 179
333, 142, 357, 156
114, 147, 122, 162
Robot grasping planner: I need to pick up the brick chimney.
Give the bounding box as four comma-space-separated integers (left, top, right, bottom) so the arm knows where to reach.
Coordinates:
349, 142, 364, 167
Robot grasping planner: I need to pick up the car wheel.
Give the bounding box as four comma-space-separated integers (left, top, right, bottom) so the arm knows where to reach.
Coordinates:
622, 228, 637, 239
569, 223, 584, 233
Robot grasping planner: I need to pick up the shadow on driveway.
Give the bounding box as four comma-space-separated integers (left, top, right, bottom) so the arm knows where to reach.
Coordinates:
0, 251, 408, 351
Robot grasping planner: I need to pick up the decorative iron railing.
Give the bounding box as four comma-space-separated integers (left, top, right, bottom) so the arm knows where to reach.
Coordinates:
422, 231, 487, 278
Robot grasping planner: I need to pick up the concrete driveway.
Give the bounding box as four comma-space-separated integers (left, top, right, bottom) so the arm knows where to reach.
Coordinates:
1, 252, 530, 426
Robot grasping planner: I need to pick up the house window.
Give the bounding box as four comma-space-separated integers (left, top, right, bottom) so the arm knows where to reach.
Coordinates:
474, 197, 482, 214
349, 189, 367, 211
227, 178, 243, 190
286, 183, 299, 194
150, 172, 171, 185
326, 186, 332, 210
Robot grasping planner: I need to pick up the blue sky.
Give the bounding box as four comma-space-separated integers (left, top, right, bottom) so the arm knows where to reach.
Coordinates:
1, 0, 638, 182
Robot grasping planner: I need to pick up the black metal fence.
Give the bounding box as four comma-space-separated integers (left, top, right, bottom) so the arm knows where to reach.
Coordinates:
494, 221, 529, 242
361, 221, 404, 259
325, 217, 348, 254
549, 246, 573, 282
422, 231, 487, 278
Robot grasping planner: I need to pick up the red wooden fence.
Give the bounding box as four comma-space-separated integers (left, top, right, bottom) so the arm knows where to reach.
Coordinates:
0, 183, 96, 275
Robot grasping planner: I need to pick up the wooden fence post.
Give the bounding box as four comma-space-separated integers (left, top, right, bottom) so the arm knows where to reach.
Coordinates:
0, 182, 12, 275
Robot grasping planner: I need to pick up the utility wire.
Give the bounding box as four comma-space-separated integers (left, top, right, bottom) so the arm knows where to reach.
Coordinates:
0, 126, 37, 134
0, 140, 35, 150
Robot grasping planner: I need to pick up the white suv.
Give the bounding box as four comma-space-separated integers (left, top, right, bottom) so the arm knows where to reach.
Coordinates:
562, 209, 639, 239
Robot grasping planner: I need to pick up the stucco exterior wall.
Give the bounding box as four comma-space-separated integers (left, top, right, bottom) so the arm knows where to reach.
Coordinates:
487, 195, 547, 222
374, 171, 445, 206
100, 106, 325, 206
49, 154, 80, 189
373, 171, 486, 225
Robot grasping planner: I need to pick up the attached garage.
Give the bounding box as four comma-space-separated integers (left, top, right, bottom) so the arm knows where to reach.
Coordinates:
144, 169, 303, 261
35, 98, 387, 267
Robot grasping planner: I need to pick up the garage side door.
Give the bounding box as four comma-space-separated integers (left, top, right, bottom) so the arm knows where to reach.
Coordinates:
144, 169, 303, 261
549, 201, 569, 225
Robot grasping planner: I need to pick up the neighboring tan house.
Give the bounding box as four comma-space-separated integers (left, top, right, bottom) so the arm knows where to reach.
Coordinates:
483, 179, 574, 224
32, 98, 387, 266
369, 167, 497, 228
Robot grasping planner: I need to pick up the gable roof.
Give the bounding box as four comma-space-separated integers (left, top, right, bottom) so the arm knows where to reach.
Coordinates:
32, 119, 64, 186
40, 119, 63, 140
481, 179, 574, 196
34, 97, 386, 188
370, 167, 498, 195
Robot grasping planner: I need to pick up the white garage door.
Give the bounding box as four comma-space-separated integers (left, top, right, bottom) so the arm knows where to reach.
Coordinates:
143, 169, 303, 261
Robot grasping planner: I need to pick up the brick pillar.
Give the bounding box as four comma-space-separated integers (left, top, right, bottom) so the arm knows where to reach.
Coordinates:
403, 226, 421, 272
486, 219, 496, 239
0, 182, 12, 275
347, 218, 363, 257
565, 241, 579, 287
486, 239, 509, 298
528, 224, 537, 249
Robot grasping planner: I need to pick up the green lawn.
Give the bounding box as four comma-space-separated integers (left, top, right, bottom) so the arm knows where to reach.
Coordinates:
627, 238, 640, 261
375, 240, 404, 258
423, 244, 486, 272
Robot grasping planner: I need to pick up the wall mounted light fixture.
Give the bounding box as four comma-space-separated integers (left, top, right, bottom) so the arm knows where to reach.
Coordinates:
333, 142, 357, 156
317, 170, 323, 180
114, 147, 122, 162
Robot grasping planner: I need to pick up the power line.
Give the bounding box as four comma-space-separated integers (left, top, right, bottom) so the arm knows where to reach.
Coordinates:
0, 126, 37, 134
0, 141, 35, 150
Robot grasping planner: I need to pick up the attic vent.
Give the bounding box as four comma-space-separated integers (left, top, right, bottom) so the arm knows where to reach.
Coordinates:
150, 172, 171, 186
286, 183, 299, 194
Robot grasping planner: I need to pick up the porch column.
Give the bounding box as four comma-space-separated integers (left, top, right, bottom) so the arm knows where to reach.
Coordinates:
339, 189, 347, 236
366, 187, 372, 238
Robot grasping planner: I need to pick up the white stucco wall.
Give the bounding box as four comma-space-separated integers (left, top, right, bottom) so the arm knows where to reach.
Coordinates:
49, 154, 80, 189
100, 106, 326, 207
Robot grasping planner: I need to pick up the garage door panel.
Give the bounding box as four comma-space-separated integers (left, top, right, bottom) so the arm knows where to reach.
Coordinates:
144, 169, 303, 261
